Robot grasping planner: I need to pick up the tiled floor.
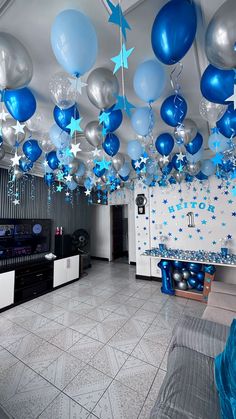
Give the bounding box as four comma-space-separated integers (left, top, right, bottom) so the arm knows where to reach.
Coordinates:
0, 260, 205, 419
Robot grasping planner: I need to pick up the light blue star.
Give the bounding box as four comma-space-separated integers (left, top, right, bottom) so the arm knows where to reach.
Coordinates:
211, 153, 223, 165
211, 127, 219, 134
231, 187, 236, 197
65, 147, 73, 157
57, 172, 64, 181
111, 44, 134, 74
106, 0, 131, 40
99, 111, 111, 126
113, 95, 135, 117
97, 157, 111, 171
201, 220, 207, 225
66, 117, 83, 137
56, 184, 63, 192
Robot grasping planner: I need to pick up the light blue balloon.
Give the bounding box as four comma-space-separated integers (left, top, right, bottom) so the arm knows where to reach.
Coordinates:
49, 124, 71, 149
208, 132, 229, 153
201, 159, 215, 177
51, 9, 98, 76
127, 140, 143, 160
84, 177, 92, 190
67, 179, 77, 191
118, 162, 131, 177
186, 148, 203, 163
131, 107, 155, 136
144, 175, 154, 186
56, 149, 73, 165
75, 161, 86, 177
133, 59, 166, 103
146, 159, 156, 175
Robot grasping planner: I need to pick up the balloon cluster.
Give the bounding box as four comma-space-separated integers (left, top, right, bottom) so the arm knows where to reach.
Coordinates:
171, 260, 204, 292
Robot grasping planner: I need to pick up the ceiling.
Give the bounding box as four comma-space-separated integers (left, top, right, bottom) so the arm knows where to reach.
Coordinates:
0, 0, 226, 173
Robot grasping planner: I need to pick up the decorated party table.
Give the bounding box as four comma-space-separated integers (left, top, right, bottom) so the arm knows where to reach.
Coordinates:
143, 247, 236, 302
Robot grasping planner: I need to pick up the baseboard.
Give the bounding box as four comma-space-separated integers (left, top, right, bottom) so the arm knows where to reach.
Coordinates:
91, 256, 109, 262
135, 274, 162, 282
129, 261, 136, 265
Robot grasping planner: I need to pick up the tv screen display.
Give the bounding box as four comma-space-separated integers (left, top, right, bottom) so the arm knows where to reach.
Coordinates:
0, 219, 51, 259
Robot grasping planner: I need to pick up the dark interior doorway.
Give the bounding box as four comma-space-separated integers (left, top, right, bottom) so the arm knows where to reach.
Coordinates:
112, 205, 128, 262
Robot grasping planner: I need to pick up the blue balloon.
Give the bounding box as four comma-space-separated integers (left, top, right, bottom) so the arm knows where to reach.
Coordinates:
208, 132, 229, 153
195, 171, 208, 181
131, 106, 155, 136
19, 157, 33, 172
119, 174, 129, 182
133, 59, 166, 103
161, 161, 173, 176
23, 140, 42, 162
4, 88, 36, 122
67, 179, 77, 191
51, 9, 98, 76
49, 124, 71, 149
75, 161, 86, 177
160, 95, 187, 127
158, 260, 175, 295
155, 133, 174, 156
196, 282, 203, 292
93, 165, 105, 178
187, 277, 198, 288
151, 0, 197, 65
197, 272, 205, 283
100, 105, 122, 132
172, 260, 184, 269
200, 65, 235, 105
131, 159, 145, 171
127, 140, 143, 160
219, 159, 234, 173
185, 174, 194, 183
103, 133, 120, 157
201, 159, 215, 176
187, 263, 202, 273
46, 150, 60, 170
44, 173, 54, 186
118, 162, 131, 178
172, 154, 187, 171
185, 132, 203, 155
84, 177, 92, 190
169, 176, 177, 185
53, 105, 79, 133
216, 104, 236, 138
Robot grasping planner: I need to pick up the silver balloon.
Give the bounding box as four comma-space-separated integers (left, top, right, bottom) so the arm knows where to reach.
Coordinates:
49, 72, 77, 109
199, 98, 227, 124
0, 32, 33, 90
158, 154, 170, 169
173, 170, 185, 183
39, 135, 54, 153
84, 121, 103, 147
68, 158, 79, 175
186, 161, 201, 176
172, 270, 183, 282
0, 147, 5, 160
2, 119, 25, 147
176, 280, 188, 291
182, 269, 190, 281
174, 119, 197, 145
87, 67, 119, 110
205, 0, 236, 70
13, 168, 23, 180
26, 112, 47, 133
101, 174, 107, 183
112, 153, 125, 172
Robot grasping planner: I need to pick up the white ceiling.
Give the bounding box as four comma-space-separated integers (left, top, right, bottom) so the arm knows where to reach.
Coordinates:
0, 0, 226, 168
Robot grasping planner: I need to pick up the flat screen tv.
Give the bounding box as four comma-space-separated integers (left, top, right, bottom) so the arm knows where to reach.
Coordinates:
0, 219, 51, 259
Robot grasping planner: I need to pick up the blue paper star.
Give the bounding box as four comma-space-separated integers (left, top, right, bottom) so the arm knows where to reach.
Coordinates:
57, 172, 64, 181
96, 157, 111, 171
211, 153, 223, 165
227, 234, 232, 239
106, 0, 131, 40
113, 95, 135, 117
201, 220, 207, 225
99, 111, 111, 125
66, 117, 83, 137
111, 44, 134, 73
211, 127, 219, 134
56, 184, 63, 192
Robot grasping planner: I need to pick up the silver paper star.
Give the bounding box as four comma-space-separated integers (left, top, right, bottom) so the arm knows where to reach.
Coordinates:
70, 142, 81, 156
11, 153, 21, 167
12, 121, 25, 135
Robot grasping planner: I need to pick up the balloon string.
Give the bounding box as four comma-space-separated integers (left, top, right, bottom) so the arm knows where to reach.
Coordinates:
118, 0, 125, 101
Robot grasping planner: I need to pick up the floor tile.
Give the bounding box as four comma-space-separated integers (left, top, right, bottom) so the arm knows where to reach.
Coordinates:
70, 315, 99, 335
144, 324, 172, 347
68, 335, 104, 363
49, 327, 83, 351
141, 300, 164, 313
64, 364, 112, 411
42, 306, 69, 321
114, 304, 138, 317
38, 393, 90, 419
89, 345, 128, 378
22, 341, 63, 373
93, 379, 144, 419
0, 348, 18, 374
148, 368, 166, 402
115, 355, 157, 399
125, 296, 145, 309
0, 322, 29, 348
27, 301, 54, 315
40, 352, 86, 390
160, 351, 168, 371
132, 308, 157, 325
132, 338, 166, 368
33, 319, 65, 341
86, 307, 111, 322
6, 333, 45, 360
138, 394, 155, 419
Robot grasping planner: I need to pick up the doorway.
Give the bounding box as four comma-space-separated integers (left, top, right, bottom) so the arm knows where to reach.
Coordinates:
111, 205, 128, 263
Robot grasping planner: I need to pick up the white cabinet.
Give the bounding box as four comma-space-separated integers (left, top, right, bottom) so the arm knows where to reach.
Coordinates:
53, 255, 80, 288
0, 271, 15, 309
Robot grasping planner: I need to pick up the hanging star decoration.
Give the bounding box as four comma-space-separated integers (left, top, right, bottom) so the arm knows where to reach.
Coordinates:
66, 117, 83, 137
12, 121, 25, 135
65, 174, 72, 182
176, 152, 185, 161
92, 148, 101, 157
211, 153, 223, 165
140, 154, 148, 164
85, 189, 91, 196
226, 84, 236, 110
69, 77, 87, 95
65, 191, 70, 197
12, 198, 20, 205
102, 126, 107, 136
96, 157, 111, 171
111, 43, 134, 74
57, 171, 64, 181
0, 109, 8, 121
70, 142, 81, 157
99, 111, 110, 126
56, 184, 63, 192
113, 95, 135, 118
231, 187, 236, 197
65, 147, 73, 157
11, 153, 21, 167
106, 0, 131, 40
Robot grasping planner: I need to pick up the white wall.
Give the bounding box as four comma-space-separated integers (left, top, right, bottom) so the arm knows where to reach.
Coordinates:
90, 204, 112, 260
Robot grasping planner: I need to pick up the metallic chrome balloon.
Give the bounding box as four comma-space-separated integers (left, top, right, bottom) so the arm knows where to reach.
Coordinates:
199, 98, 227, 124
86, 157, 94, 170
0, 147, 5, 160
39, 135, 55, 153
205, 0, 236, 70
2, 119, 25, 146
174, 119, 197, 145
84, 121, 103, 147
86, 68, 119, 110
0, 32, 33, 90
182, 269, 190, 281
26, 112, 47, 133
172, 269, 183, 282
173, 170, 184, 183
49, 72, 77, 109
112, 153, 125, 172
186, 161, 201, 176
68, 158, 79, 175
176, 280, 188, 290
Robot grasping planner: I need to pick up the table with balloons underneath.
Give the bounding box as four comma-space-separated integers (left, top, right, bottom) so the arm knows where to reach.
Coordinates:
143, 248, 236, 302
